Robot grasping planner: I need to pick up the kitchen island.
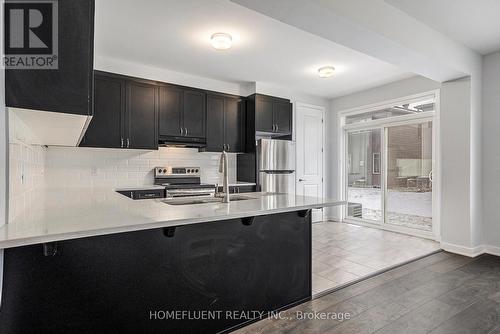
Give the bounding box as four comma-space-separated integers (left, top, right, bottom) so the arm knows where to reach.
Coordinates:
0, 188, 344, 333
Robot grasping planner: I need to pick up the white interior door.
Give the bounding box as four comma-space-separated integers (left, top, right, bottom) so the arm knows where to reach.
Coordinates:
296, 103, 324, 222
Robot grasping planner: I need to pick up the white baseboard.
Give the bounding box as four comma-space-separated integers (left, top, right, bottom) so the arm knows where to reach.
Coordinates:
483, 245, 500, 257
440, 242, 500, 258
440, 242, 484, 257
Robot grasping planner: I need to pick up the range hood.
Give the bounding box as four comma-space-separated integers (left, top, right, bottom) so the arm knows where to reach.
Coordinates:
158, 136, 206, 148
9, 108, 91, 147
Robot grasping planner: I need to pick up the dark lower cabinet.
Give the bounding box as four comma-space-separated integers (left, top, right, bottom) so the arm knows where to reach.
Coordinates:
126, 80, 158, 150
5, 0, 95, 116
218, 185, 257, 194
0, 211, 311, 334
206, 93, 244, 153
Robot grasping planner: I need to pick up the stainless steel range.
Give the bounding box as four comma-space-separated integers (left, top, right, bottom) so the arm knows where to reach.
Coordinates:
154, 167, 215, 199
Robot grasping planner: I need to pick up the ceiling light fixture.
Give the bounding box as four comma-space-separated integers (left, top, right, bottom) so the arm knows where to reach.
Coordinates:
210, 33, 232, 50
318, 66, 335, 78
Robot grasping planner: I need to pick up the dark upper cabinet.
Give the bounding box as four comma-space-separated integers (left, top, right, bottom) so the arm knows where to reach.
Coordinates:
206, 93, 244, 153
158, 86, 206, 142
80, 74, 124, 148
126, 80, 158, 150
255, 95, 274, 133
183, 90, 206, 138
158, 85, 183, 137
254, 94, 292, 135
273, 100, 292, 134
5, 0, 95, 116
206, 95, 225, 151
80, 71, 158, 150
224, 97, 244, 152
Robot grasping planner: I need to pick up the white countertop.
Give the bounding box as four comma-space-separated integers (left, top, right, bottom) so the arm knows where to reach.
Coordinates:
1, 188, 344, 249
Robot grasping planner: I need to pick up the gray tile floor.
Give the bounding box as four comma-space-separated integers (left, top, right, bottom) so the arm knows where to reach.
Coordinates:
235, 252, 500, 334
312, 221, 441, 294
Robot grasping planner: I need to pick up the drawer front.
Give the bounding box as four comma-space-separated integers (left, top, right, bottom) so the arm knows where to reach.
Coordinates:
134, 189, 164, 199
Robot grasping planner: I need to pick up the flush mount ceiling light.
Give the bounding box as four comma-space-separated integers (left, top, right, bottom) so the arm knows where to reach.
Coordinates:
210, 33, 232, 50
318, 66, 335, 78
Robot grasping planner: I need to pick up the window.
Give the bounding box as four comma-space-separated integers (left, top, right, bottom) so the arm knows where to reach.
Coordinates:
345, 99, 435, 125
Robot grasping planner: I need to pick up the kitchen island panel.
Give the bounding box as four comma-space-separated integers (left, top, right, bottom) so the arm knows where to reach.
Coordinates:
0, 210, 311, 334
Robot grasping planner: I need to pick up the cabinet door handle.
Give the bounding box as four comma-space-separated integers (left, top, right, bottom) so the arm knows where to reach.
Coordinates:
227, 144, 230, 151
185, 127, 188, 136
121, 138, 124, 148
180, 127, 183, 135
276, 124, 279, 132
127, 138, 130, 148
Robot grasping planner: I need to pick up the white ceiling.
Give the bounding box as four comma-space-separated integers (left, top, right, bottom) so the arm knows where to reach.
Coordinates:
94, 0, 413, 98
386, 0, 500, 55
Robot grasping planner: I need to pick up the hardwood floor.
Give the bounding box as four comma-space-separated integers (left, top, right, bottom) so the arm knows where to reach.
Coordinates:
312, 221, 440, 294
234, 252, 500, 334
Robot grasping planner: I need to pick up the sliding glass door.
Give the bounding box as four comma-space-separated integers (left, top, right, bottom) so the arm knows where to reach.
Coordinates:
385, 121, 433, 231
346, 129, 382, 222
345, 119, 434, 234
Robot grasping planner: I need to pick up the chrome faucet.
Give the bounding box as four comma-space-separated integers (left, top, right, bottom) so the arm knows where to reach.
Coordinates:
218, 150, 230, 203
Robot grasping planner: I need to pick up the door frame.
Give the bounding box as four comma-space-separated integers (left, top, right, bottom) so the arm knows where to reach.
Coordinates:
295, 102, 326, 222
338, 90, 441, 241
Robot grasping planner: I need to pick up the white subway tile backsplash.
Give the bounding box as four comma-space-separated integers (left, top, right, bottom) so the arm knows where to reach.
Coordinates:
44, 146, 237, 189
8, 142, 46, 222
9, 142, 239, 223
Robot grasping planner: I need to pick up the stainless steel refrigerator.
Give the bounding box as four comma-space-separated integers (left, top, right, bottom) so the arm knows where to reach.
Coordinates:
257, 139, 296, 194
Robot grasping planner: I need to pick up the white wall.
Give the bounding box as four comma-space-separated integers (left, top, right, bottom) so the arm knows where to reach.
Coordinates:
95, 56, 250, 96
330, 76, 441, 111
482, 51, 500, 252
439, 77, 474, 251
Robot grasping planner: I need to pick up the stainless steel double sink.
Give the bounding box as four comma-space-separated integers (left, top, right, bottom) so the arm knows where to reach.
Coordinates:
162, 195, 256, 206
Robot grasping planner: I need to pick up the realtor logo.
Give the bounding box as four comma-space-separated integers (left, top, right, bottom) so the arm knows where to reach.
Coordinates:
3, 0, 58, 69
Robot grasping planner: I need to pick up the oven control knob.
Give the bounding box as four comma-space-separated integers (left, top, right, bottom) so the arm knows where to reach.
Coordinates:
162, 169, 167, 174
195, 169, 199, 173
188, 169, 192, 173
158, 169, 162, 174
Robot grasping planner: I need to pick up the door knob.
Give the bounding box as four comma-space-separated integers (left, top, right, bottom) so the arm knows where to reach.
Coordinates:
298, 179, 306, 182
